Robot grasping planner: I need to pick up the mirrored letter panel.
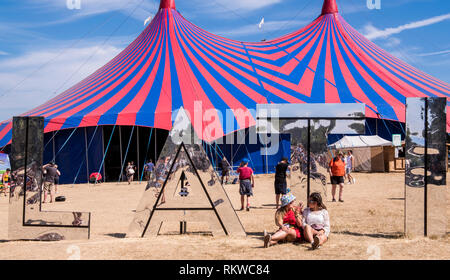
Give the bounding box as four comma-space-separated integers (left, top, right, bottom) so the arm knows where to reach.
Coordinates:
405, 97, 447, 237
8, 117, 90, 241
257, 104, 365, 201
128, 109, 246, 238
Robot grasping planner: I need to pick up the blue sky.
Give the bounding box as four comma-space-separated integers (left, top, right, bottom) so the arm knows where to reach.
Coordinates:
0, 0, 449, 121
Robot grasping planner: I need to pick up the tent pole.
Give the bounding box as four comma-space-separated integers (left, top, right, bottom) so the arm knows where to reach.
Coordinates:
137, 126, 140, 183
84, 127, 89, 183
231, 143, 233, 169
102, 126, 106, 181
265, 136, 269, 174
118, 126, 135, 183
376, 118, 378, 136
119, 126, 123, 182
214, 141, 218, 172
154, 129, 157, 162
52, 131, 56, 162
307, 119, 311, 199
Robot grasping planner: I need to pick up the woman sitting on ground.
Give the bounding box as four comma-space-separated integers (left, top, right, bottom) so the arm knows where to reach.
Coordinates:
264, 194, 303, 248
302, 192, 330, 250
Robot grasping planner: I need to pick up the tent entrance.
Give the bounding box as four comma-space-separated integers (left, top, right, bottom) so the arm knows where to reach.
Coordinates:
101, 126, 168, 183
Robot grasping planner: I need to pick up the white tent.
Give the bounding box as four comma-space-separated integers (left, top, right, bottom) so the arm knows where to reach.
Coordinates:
329, 136, 394, 172
328, 135, 392, 149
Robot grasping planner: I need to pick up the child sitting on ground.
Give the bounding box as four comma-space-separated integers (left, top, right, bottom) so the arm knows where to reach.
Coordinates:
264, 194, 304, 248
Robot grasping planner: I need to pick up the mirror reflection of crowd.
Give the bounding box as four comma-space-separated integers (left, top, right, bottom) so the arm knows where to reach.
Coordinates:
5, 161, 61, 204
290, 144, 327, 186
145, 146, 222, 206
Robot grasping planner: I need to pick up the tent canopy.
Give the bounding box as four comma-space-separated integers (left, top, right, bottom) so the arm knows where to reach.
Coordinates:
329, 135, 392, 149
0, 0, 449, 147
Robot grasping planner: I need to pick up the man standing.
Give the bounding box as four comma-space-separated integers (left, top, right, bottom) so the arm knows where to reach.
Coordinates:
220, 157, 230, 185
237, 160, 254, 211
328, 151, 346, 202
42, 163, 59, 203
346, 151, 355, 184
274, 157, 290, 209
144, 160, 155, 181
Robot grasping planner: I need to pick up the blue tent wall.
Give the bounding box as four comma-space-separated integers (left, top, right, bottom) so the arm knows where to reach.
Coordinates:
43, 127, 104, 184
214, 131, 291, 174
43, 132, 55, 165
54, 129, 86, 184
86, 127, 104, 181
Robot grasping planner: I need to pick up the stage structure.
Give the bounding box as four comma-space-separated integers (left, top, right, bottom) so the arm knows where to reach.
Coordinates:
256, 104, 365, 200
405, 97, 447, 237
128, 109, 246, 237
8, 117, 90, 241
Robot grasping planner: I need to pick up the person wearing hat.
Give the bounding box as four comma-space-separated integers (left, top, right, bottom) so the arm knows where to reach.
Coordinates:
328, 151, 346, 202
274, 157, 290, 209
237, 160, 254, 211
263, 194, 304, 248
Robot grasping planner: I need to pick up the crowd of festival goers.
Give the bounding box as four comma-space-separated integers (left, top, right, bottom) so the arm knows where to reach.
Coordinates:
0, 147, 355, 250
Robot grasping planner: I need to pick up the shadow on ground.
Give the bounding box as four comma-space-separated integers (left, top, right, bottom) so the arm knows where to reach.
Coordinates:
106, 233, 126, 238
336, 231, 404, 239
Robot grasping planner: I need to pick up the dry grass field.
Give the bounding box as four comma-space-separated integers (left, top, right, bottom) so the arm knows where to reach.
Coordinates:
0, 172, 448, 260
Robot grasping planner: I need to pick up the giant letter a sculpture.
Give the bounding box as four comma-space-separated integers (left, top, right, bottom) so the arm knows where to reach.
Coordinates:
128, 109, 246, 237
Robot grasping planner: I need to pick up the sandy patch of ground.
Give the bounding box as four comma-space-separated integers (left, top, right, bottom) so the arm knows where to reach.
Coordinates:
0, 172, 448, 260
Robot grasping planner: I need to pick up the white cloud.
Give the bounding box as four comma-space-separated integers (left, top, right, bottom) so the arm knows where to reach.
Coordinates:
363, 13, 450, 40
202, 0, 282, 12
26, 0, 158, 23
417, 49, 450, 57
0, 51, 8, 56
383, 37, 401, 48
0, 43, 122, 121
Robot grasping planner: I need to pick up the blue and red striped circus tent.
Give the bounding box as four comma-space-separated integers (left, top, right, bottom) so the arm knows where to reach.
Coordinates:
0, 0, 448, 182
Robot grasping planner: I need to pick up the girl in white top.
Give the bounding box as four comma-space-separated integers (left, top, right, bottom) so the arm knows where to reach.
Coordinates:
302, 192, 330, 249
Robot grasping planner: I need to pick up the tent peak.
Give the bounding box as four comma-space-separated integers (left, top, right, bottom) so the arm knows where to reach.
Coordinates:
321, 0, 339, 15
159, 0, 176, 10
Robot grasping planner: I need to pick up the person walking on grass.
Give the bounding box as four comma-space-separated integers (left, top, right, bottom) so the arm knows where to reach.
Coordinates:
302, 192, 330, 250
274, 157, 290, 209
42, 163, 59, 203
220, 157, 231, 185
346, 151, 355, 184
237, 160, 254, 211
144, 160, 154, 181
328, 151, 346, 202
263, 194, 304, 248
126, 162, 136, 185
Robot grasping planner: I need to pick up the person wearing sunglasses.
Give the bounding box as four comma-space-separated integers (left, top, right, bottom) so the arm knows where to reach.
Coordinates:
302, 192, 330, 250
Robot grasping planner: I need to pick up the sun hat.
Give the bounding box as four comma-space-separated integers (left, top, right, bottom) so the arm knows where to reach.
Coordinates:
281, 194, 296, 207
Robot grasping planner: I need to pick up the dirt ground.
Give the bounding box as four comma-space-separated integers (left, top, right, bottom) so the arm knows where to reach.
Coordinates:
0, 172, 448, 260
